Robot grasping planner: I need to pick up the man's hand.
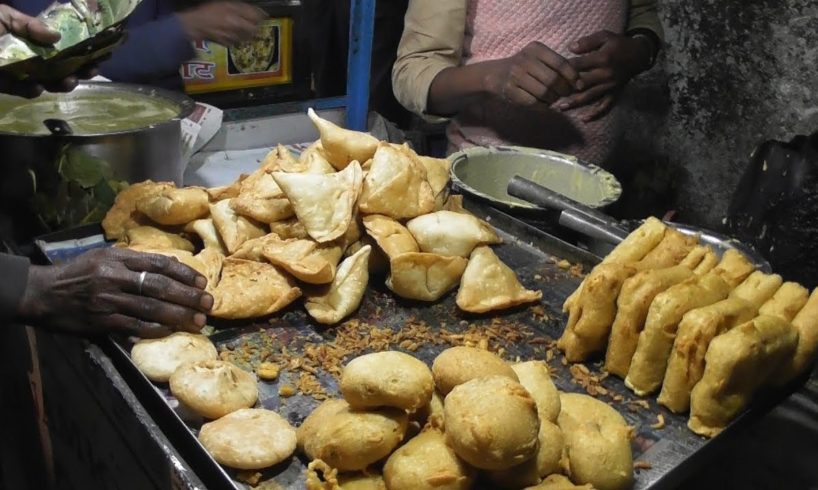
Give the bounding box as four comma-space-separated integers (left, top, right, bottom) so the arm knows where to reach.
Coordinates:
178, 1, 265, 47
18, 248, 214, 339
557, 30, 653, 121
0, 5, 97, 98
484, 41, 583, 107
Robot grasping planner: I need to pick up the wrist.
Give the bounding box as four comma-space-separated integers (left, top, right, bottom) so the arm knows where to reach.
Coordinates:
628, 31, 659, 74
17, 265, 54, 323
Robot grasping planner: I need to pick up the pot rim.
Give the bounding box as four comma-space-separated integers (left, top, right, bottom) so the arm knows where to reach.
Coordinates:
0, 81, 195, 138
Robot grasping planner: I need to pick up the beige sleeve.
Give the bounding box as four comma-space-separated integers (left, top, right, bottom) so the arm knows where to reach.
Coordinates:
628, 0, 665, 42
391, 0, 468, 117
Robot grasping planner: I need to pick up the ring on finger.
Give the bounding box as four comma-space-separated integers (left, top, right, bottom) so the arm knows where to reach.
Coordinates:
137, 271, 148, 295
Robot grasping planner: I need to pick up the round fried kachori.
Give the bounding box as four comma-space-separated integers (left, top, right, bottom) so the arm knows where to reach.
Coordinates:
199, 408, 296, 470
383, 429, 474, 490
169, 359, 257, 419
131, 332, 217, 382
432, 346, 518, 395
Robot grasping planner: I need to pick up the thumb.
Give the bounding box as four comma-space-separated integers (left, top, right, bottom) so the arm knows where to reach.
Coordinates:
570, 30, 609, 55
20, 18, 61, 45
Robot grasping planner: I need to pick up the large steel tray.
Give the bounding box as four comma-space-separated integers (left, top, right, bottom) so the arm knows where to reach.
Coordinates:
35, 198, 806, 490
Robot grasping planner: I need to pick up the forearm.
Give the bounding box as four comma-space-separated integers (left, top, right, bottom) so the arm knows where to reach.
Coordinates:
426, 60, 503, 117
0, 253, 30, 321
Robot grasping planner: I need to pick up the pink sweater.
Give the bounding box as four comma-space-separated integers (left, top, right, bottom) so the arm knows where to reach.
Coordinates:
448, 0, 628, 165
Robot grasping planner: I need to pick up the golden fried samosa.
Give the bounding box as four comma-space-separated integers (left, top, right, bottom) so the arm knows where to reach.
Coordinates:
625, 271, 731, 396
102, 180, 174, 239
362, 214, 419, 259
456, 246, 542, 313
386, 253, 467, 302
305, 245, 371, 324
406, 211, 501, 258
135, 186, 210, 226
679, 245, 719, 275
209, 258, 301, 319
209, 199, 267, 254
758, 281, 809, 322
195, 248, 225, 293
441, 194, 471, 215
418, 155, 451, 209
558, 263, 636, 362
777, 288, 818, 382
273, 161, 363, 243
605, 265, 693, 378
205, 175, 246, 202
269, 217, 310, 240
358, 143, 435, 219
118, 225, 194, 253
229, 171, 293, 224
263, 237, 342, 285
688, 315, 798, 437
634, 227, 698, 270
230, 233, 282, 261
711, 248, 756, 288
307, 108, 379, 169
126, 247, 208, 279
345, 237, 389, 276
184, 218, 227, 254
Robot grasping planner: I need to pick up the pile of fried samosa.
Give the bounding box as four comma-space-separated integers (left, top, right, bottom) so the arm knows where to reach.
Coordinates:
558, 217, 818, 437
101, 109, 541, 325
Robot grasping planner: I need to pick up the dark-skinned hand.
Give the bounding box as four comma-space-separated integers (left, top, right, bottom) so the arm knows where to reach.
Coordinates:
558, 30, 653, 122
178, 1, 266, 47
17, 248, 214, 339
0, 5, 98, 98
484, 41, 583, 107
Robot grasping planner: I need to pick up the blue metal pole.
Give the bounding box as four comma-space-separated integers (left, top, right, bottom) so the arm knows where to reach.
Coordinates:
345, 0, 375, 131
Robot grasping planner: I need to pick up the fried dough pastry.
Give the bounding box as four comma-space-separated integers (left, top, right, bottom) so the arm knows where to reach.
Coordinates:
444, 376, 540, 470
273, 161, 363, 243
169, 359, 258, 419
557, 393, 633, 490
345, 236, 389, 275
298, 140, 336, 174
418, 155, 451, 208
688, 315, 798, 437
269, 217, 310, 240
729, 271, 784, 306
131, 332, 217, 382
229, 168, 294, 224
441, 194, 470, 215
711, 248, 756, 288
432, 346, 518, 395
625, 271, 732, 396
386, 252, 467, 302
195, 248, 225, 292
383, 429, 474, 490
489, 420, 565, 489
297, 398, 408, 471
679, 245, 719, 275
135, 186, 209, 226
209, 258, 301, 319
524, 474, 594, 490
406, 211, 501, 258
511, 361, 561, 423
184, 219, 227, 254
340, 350, 434, 411
633, 227, 698, 270
209, 199, 267, 254
307, 108, 379, 169
305, 245, 370, 324
118, 225, 194, 252
261, 236, 343, 284
337, 473, 387, 490
558, 263, 637, 362
605, 265, 693, 378
362, 214, 419, 258
777, 288, 818, 382
358, 143, 436, 219
102, 180, 173, 239
199, 408, 296, 470
456, 246, 542, 313
205, 175, 245, 202
228, 232, 281, 261
758, 281, 809, 322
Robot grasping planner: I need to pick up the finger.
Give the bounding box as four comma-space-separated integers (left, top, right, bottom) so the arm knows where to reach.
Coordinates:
527, 42, 582, 90
122, 270, 213, 312
514, 72, 560, 105
3, 78, 43, 98
77, 65, 99, 80
504, 84, 538, 107
523, 61, 575, 98
42, 76, 79, 94
102, 313, 173, 339
557, 81, 616, 111
104, 292, 207, 332
582, 95, 615, 122
113, 249, 206, 289
0, 7, 61, 45
569, 51, 610, 72
570, 30, 610, 55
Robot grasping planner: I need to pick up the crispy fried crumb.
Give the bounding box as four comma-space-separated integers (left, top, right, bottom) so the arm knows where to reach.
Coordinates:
557, 259, 571, 269
650, 413, 666, 430
305, 459, 339, 490
236, 471, 263, 486
257, 362, 280, 380
634, 461, 653, 471
534, 274, 543, 280
279, 384, 296, 397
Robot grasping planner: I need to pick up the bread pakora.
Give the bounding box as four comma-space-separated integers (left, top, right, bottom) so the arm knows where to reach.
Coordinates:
131, 332, 217, 383
340, 350, 434, 411
633, 227, 698, 270
758, 281, 809, 322
169, 360, 258, 419
778, 288, 818, 382
679, 245, 719, 275
432, 346, 518, 395
199, 408, 296, 470
383, 429, 474, 490
305, 245, 370, 325
406, 211, 501, 258
456, 246, 542, 313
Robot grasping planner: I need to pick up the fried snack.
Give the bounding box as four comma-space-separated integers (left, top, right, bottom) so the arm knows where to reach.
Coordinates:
340, 350, 434, 411
131, 332, 217, 383
209, 199, 267, 254
307, 108, 379, 169
118, 225, 195, 252
262, 237, 343, 285
634, 227, 698, 270
441, 194, 471, 215
421, 391, 446, 430
511, 361, 561, 423
688, 315, 798, 437
444, 376, 540, 470
195, 248, 225, 292
269, 217, 310, 240
406, 211, 501, 258
386, 252, 468, 302
362, 214, 419, 258
524, 474, 594, 490
777, 289, 818, 382
297, 398, 408, 471
298, 141, 336, 174
169, 360, 258, 419
711, 248, 756, 288
135, 186, 209, 226
418, 155, 451, 208
679, 245, 719, 275
198, 408, 296, 470
102, 180, 173, 239
206, 174, 246, 202
358, 143, 436, 219
338, 473, 387, 490
758, 281, 810, 322
456, 246, 542, 313
383, 429, 474, 490
229, 232, 281, 261
625, 271, 732, 395
346, 236, 389, 275
728, 271, 784, 306
229, 168, 294, 224
184, 219, 227, 254
558, 263, 637, 362
209, 258, 301, 319
605, 265, 694, 378
558, 393, 633, 490
273, 161, 363, 243
305, 245, 371, 325
432, 346, 518, 395
488, 420, 565, 489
